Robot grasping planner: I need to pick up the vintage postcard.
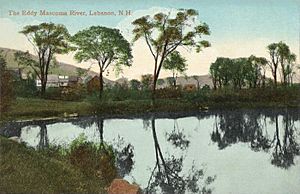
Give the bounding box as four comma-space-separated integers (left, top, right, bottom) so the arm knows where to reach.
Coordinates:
0, 0, 299, 193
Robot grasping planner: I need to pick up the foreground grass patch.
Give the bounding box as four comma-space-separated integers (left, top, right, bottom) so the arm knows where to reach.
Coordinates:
0, 136, 105, 193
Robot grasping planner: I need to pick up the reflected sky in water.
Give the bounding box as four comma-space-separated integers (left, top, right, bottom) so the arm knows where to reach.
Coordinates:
2, 109, 300, 194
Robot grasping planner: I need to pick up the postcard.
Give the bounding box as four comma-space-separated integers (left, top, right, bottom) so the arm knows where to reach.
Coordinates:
0, 0, 299, 193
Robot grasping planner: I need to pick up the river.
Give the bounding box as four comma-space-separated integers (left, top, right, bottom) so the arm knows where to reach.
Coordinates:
1, 108, 299, 194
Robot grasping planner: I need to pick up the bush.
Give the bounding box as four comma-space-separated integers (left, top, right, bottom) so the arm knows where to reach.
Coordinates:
14, 79, 38, 98
0, 56, 15, 113
44, 85, 87, 101
155, 88, 182, 99
67, 134, 117, 186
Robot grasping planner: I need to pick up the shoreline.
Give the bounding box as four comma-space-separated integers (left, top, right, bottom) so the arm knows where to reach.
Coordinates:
1, 97, 299, 123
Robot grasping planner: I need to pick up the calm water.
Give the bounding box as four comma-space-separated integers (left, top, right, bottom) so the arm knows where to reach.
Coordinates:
1, 109, 300, 194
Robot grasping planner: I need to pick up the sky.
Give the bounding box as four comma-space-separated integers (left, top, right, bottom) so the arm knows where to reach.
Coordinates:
0, 0, 299, 80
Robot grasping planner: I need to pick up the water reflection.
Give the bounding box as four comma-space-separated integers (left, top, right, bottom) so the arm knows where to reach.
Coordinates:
145, 118, 215, 194
72, 117, 135, 178
37, 123, 49, 150
166, 120, 190, 150
211, 110, 300, 168
0, 108, 299, 194
270, 113, 300, 168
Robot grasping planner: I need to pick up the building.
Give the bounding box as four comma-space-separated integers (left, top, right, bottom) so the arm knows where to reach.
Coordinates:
87, 76, 100, 93
36, 74, 81, 88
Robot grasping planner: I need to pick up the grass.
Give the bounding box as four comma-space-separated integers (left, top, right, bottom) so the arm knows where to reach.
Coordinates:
1, 97, 92, 121
0, 136, 105, 194
1, 85, 299, 121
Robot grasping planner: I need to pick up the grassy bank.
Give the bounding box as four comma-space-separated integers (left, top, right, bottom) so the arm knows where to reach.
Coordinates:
0, 136, 105, 193
1, 86, 299, 121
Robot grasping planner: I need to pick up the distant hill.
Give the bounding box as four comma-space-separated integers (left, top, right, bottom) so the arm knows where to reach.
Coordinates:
0, 47, 114, 84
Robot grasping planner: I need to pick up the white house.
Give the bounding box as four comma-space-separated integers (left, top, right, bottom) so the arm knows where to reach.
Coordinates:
36, 74, 70, 88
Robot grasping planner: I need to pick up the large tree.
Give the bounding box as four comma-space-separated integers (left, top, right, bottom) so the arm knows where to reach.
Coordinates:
248, 55, 268, 87
18, 23, 72, 96
267, 42, 297, 86
267, 43, 280, 86
132, 9, 210, 101
163, 51, 187, 88
277, 42, 296, 85
71, 26, 132, 98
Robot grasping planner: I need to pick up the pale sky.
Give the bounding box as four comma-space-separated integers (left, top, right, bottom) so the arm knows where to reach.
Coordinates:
0, 0, 299, 80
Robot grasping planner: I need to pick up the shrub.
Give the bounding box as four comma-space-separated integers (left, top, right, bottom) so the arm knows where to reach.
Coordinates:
67, 134, 117, 186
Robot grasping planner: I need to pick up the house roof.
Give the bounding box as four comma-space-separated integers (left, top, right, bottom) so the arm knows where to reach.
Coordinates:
47, 74, 59, 82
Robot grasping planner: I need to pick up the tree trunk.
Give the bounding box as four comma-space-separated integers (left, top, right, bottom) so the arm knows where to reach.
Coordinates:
152, 73, 157, 104
273, 67, 277, 87
99, 71, 104, 99
41, 76, 47, 97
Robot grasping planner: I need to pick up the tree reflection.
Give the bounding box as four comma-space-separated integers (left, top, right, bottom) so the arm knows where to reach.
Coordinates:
166, 120, 190, 150
37, 123, 49, 150
270, 113, 300, 168
72, 117, 135, 178
211, 110, 300, 169
146, 118, 215, 194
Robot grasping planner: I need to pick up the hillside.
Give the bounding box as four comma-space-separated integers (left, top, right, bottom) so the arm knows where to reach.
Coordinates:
0, 47, 214, 87
0, 47, 118, 84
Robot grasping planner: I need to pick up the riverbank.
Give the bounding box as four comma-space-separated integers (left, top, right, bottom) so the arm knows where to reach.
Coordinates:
0, 136, 105, 193
1, 91, 299, 122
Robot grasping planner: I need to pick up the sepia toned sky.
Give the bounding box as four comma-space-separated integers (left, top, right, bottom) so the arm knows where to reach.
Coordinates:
0, 0, 299, 80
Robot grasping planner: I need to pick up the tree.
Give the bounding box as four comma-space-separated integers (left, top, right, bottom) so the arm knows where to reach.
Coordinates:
141, 74, 153, 90
129, 79, 141, 90
285, 54, 297, 85
132, 9, 210, 101
19, 23, 72, 96
163, 51, 187, 88
157, 78, 165, 87
267, 43, 281, 86
76, 67, 88, 77
0, 51, 14, 113
248, 55, 268, 87
71, 26, 132, 98
192, 75, 201, 91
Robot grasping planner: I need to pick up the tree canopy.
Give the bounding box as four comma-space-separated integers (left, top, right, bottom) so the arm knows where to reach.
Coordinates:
71, 26, 132, 96
18, 22, 72, 96
132, 9, 210, 100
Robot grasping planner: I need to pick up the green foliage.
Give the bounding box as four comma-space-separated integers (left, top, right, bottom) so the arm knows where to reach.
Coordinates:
163, 51, 187, 73
0, 136, 105, 193
129, 79, 141, 90
132, 9, 210, 96
19, 23, 72, 95
141, 74, 153, 90
163, 51, 187, 87
76, 67, 88, 77
44, 85, 86, 101
14, 78, 38, 98
0, 52, 15, 113
71, 26, 133, 96
67, 134, 117, 185
210, 56, 270, 90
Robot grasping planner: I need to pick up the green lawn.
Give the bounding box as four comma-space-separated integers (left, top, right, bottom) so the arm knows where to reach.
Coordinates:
0, 136, 105, 193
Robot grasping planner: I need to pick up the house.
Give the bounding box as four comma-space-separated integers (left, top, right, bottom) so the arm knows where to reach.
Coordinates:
68, 76, 82, 86
36, 74, 72, 88
58, 75, 69, 87
36, 74, 59, 87
87, 76, 100, 93
183, 84, 197, 91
